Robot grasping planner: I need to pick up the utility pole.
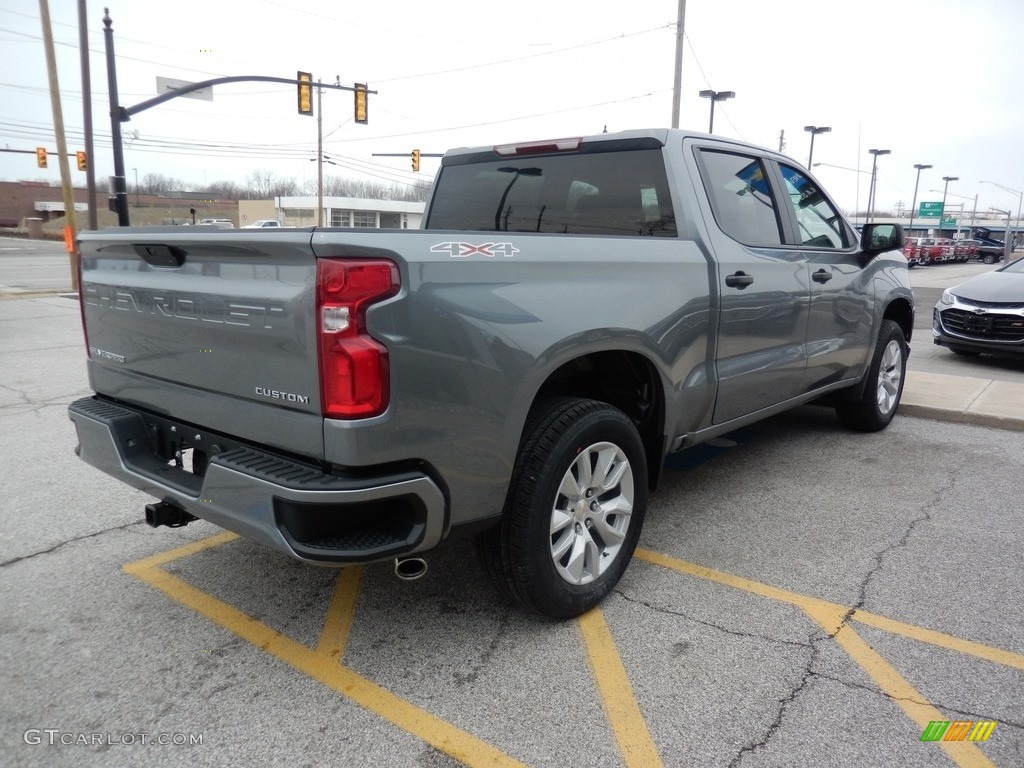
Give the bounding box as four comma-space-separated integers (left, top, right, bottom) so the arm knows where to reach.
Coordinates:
77, 0, 97, 230
40, 0, 80, 289
670, 0, 687, 129
317, 79, 323, 226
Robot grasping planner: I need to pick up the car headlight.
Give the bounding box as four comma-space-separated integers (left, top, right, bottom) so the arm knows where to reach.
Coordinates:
939, 288, 956, 306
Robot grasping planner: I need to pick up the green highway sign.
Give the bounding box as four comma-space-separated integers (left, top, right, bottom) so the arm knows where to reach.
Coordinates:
941, 216, 957, 226
919, 201, 943, 217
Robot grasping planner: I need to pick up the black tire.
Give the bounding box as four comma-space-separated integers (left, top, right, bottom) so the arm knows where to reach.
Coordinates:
983, 254, 996, 264
477, 398, 648, 619
835, 320, 907, 432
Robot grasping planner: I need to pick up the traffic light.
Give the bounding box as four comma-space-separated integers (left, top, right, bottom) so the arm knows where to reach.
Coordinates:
353, 83, 368, 124
76, 151, 87, 171
297, 71, 313, 116
36, 147, 47, 168
411, 149, 421, 172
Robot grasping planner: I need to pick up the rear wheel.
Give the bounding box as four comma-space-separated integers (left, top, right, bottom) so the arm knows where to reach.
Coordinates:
835, 320, 907, 432
477, 398, 648, 619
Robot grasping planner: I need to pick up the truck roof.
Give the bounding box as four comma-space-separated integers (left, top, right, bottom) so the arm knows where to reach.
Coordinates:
441, 128, 781, 165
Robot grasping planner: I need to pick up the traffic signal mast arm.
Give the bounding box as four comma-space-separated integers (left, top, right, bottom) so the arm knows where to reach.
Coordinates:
119, 75, 377, 122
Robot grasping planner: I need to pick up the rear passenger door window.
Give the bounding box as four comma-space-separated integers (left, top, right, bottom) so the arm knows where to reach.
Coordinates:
778, 165, 848, 248
697, 151, 783, 245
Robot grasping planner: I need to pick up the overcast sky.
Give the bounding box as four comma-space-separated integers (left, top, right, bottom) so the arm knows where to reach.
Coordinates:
3, 0, 1023, 218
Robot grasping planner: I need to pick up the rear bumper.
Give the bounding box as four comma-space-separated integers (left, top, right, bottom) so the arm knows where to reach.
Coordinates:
68, 397, 448, 564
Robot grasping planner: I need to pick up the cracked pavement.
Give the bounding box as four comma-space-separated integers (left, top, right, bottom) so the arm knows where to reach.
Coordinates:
2, 295, 1022, 767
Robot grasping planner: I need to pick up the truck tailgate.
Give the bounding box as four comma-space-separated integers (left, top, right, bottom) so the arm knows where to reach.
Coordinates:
78, 228, 325, 459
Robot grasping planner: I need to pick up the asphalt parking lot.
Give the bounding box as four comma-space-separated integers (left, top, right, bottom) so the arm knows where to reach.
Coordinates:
1, 293, 1022, 768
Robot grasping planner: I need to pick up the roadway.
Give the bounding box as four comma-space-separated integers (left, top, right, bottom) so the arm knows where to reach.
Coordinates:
0, 236, 74, 294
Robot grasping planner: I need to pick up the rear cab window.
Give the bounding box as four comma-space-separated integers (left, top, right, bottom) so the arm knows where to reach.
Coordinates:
425, 143, 677, 237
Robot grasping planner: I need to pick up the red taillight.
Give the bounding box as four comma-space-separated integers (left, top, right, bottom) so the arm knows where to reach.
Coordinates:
316, 258, 400, 419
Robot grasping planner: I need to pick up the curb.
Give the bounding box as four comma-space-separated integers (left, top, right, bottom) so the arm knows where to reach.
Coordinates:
901, 370, 1024, 432
898, 403, 1024, 432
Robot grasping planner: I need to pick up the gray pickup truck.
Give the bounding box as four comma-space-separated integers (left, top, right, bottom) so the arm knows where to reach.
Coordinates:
69, 129, 913, 618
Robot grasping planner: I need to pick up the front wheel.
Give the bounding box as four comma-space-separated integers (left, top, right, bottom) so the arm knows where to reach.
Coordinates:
477, 398, 648, 619
983, 253, 996, 264
835, 320, 907, 432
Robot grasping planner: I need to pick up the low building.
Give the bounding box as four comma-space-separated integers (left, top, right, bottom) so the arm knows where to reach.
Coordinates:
240, 197, 426, 229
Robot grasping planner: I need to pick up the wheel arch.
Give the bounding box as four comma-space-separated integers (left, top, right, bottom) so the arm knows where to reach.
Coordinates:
882, 295, 914, 345
527, 350, 667, 490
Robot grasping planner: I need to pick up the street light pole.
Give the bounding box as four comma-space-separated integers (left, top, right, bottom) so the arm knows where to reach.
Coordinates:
698, 89, 734, 134
866, 149, 890, 224
980, 180, 1023, 259
907, 163, 931, 237
939, 175, 958, 239
803, 125, 831, 168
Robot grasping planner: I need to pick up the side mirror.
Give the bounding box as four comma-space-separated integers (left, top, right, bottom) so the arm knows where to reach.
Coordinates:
860, 223, 904, 264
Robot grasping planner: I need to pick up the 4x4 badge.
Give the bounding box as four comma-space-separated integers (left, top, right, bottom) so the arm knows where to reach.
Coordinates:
431, 242, 519, 258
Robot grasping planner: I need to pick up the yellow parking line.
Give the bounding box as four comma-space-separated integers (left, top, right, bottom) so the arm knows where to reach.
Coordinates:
124, 530, 239, 570
636, 549, 1005, 766
635, 549, 1022, 671
316, 567, 363, 663
803, 604, 995, 768
125, 559, 527, 768
578, 608, 663, 768
851, 610, 1024, 671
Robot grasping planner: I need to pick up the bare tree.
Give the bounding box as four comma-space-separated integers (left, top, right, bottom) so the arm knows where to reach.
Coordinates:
245, 169, 276, 199
140, 172, 184, 194
321, 175, 430, 201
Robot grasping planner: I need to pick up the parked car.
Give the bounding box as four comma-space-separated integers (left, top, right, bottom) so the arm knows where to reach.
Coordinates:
972, 227, 1007, 264
913, 237, 942, 268
933, 257, 1024, 357
902, 238, 921, 267
242, 219, 286, 229
904, 237, 943, 266
953, 239, 980, 261
936, 238, 956, 263
198, 218, 234, 228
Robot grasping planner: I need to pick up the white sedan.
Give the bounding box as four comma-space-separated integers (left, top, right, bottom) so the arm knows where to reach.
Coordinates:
242, 220, 288, 229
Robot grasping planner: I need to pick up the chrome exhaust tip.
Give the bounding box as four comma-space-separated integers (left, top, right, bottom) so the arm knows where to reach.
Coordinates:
393, 557, 428, 581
